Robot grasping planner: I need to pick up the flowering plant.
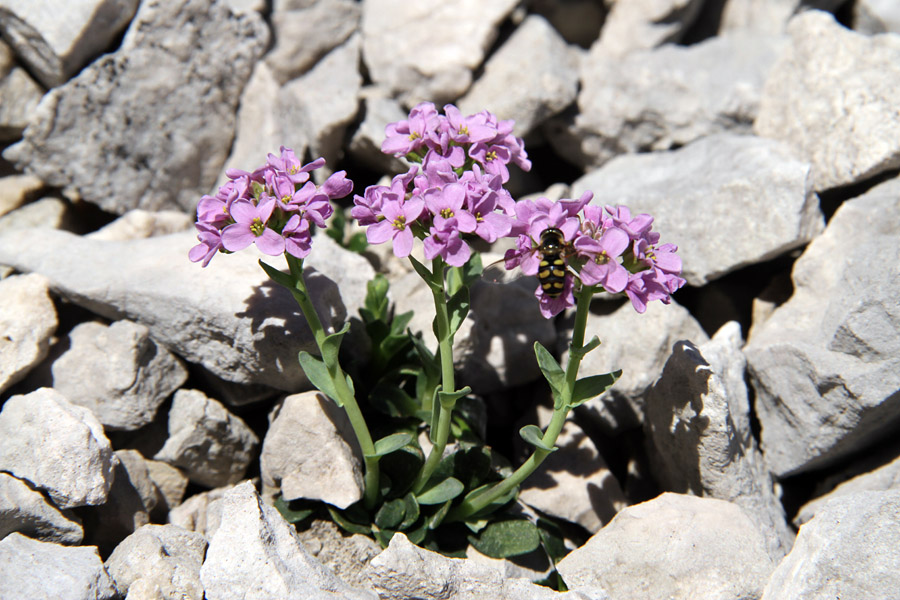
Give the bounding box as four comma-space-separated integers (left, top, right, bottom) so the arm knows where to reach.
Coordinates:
190, 103, 683, 567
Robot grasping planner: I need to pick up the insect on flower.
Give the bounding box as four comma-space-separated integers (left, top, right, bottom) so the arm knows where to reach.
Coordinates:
534, 227, 571, 298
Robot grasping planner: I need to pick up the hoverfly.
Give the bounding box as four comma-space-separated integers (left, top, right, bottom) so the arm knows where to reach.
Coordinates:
481, 226, 577, 297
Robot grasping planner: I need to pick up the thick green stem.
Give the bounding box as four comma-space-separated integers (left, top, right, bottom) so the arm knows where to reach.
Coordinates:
284, 254, 380, 509
449, 286, 597, 521
412, 257, 457, 493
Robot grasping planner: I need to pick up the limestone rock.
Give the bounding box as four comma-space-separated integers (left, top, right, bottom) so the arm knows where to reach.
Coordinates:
87, 209, 193, 241
168, 484, 235, 541
0, 197, 77, 234
855, 0, 900, 34
721, 0, 845, 34
0, 273, 57, 395
593, 0, 704, 56
0, 173, 43, 217
0, 39, 43, 142
0, 472, 83, 545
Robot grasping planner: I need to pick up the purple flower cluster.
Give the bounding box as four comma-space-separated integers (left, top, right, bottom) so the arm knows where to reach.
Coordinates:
352, 103, 530, 267
504, 195, 685, 318
189, 147, 353, 267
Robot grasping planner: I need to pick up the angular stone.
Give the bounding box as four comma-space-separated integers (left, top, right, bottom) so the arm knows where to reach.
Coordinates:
458, 15, 579, 137
168, 484, 234, 541
0, 273, 57, 395
296, 519, 382, 592
0, 173, 43, 217
855, 0, 900, 34
0, 40, 43, 142
87, 209, 193, 241
52, 320, 188, 431
200, 481, 378, 600
593, 0, 704, 56
0, 388, 115, 509
105, 524, 207, 600
754, 10, 900, 191
574, 33, 786, 167
0, 472, 83, 545
761, 490, 900, 599
361, 0, 518, 104
0, 532, 117, 600
721, 0, 845, 34
565, 299, 708, 432
264, 0, 360, 84
0, 0, 139, 87
744, 176, 900, 476
0, 197, 77, 234
557, 493, 775, 600
571, 134, 823, 286
365, 533, 592, 600
645, 324, 794, 559
145, 459, 189, 518
0, 228, 374, 390
520, 420, 627, 533
347, 89, 410, 173
260, 391, 364, 509
80, 452, 151, 555
155, 389, 259, 489
2, 0, 268, 214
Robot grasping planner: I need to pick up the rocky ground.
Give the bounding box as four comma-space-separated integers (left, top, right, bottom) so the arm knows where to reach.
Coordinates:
1, 0, 900, 599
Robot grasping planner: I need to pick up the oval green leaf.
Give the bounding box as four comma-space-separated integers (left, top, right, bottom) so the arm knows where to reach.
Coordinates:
416, 477, 464, 505
469, 519, 541, 559
368, 433, 414, 458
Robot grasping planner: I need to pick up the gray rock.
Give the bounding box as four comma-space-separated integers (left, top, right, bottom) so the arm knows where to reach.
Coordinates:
264, 0, 360, 84
0, 39, 43, 142
0, 532, 117, 600
168, 484, 235, 541
0, 472, 83, 545
761, 490, 900, 599
361, 0, 519, 104
0, 273, 57, 395
155, 389, 259, 489
564, 299, 708, 433
754, 10, 900, 191
0, 388, 115, 509
721, 0, 845, 34
0, 228, 374, 390
200, 481, 378, 600
573, 33, 786, 168
557, 493, 776, 600
105, 524, 207, 600
796, 452, 900, 526
260, 391, 364, 509
744, 175, 900, 477
52, 320, 188, 431
0, 0, 139, 87
644, 324, 794, 559
593, 0, 704, 56
2, 0, 268, 214
0, 197, 77, 234
347, 89, 410, 173
520, 420, 627, 533
296, 519, 383, 592
145, 459, 189, 520
115, 450, 159, 516
87, 209, 193, 241
458, 15, 579, 137
0, 173, 43, 217
855, 0, 900, 34
365, 532, 593, 600
81, 451, 151, 555
571, 133, 823, 286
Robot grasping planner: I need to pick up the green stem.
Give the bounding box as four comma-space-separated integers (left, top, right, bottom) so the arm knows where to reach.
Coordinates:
413, 257, 457, 493
284, 254, 380, 510
448, 285, 597, 521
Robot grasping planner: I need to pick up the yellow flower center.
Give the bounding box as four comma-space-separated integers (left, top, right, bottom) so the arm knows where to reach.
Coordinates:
250, 217, 266, 237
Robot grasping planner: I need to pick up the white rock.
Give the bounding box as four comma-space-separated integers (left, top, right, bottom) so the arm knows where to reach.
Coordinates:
265, 0, 360, 84
458, 15, 579, 137
347, 89, 410, 173
155, 389, 259, 489
168, 484, 234, 542
361, 0, 519, 104
0, 472, 83, 545
0, 228, 374, 390
365, 532, 593, 600
520, 420, 626, 533
0, 197, 76, 234
744, 175, 900, 476
644, 324, 794, 559
573, 33, 786, 167
87, 209, 193, 241
572, 134, 823, 286
593, 0, 704, 56
0, 39, 43, 142
0, 273, 57, 395
296, 519, 383, 592
2, 0, 268, 214
200, 481, 378, 600
0, 388, 115, 509
557, 493, 775, 600
721, 0, 845, 34
0, 0, 139, 87
565, 299, 708, 432
145, 459, 189, 517
82, 452, 151, 554
105, 524, 207, 600
0, 173, 43, 217
761, 490, 900, 599
855, 0, 900, 34
52, 320, 188, 431
260, 391, 364, 509
0, 532, 117, 600
754, 10, 900, 191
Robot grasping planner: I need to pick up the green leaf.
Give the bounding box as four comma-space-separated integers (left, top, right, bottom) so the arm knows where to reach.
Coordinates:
375, 498, 407, 530
367, 433, 413, 458
569, 369, 622, 408
519, 424, 557, 452
298, 351, 342, 406
462, 483, 519, 520
408, 255, 441, 291
446, 288, 470, 338
570, 335, 601, 360
369, 384, 419, 418
537, 517, 569, 564
463, 518, 489, 534
426, 500, 452, 530
379, 446, 424, 499
399, 493, 420, 531
405, 520, 428, 544
374, 528, 396, 548
346, 232, 369, 253
327, 507, 371, 536
321, 322, 350, 367
469, 519, 541, 559
273, 495, 314, 524
390, 311, 414, 337
534, 342, 566, 402
417, 477, 464, 505
259, 259, 296, 290
363, 273, 390, 323
438, 386, 471, 410
409, 330, 441, 379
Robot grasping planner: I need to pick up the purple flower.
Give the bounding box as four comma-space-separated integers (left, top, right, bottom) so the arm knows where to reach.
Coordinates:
321, 170, 353, 200
221, 199, 285, 255
423, 218, 471, 267
282, 214, 312, 259
267, 148, 324, 184
382, 102, 440, 157
574, 226, 630, 292
365, 197, 425, 258
467, 189, 511, 243
424, 183, 476, 233
189, 222, 224, 267
469, 142, 512, 182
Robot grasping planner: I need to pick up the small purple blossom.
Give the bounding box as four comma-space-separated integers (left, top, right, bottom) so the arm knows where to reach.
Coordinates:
221, 199, 285, 256
365, 197, 425, 258
283, 213, 312, 259
188, 222, 224, 267
423, 218, 471, 267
